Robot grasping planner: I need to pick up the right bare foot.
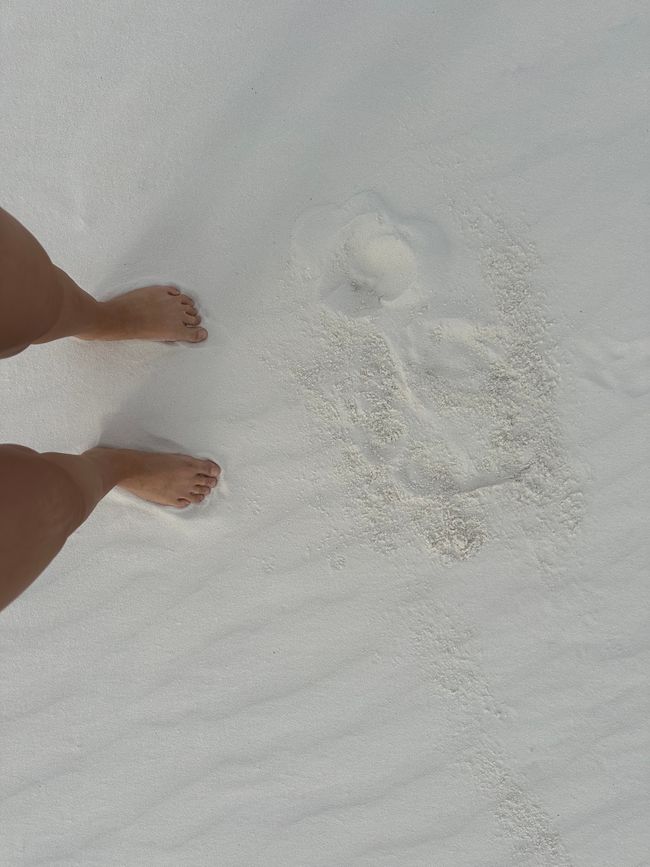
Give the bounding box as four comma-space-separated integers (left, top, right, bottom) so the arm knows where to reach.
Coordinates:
86, 447, 221, 508
78, 285, 208, 344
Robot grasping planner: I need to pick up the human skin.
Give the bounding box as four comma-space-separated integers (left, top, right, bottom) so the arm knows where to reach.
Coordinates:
0, 206, 220, 612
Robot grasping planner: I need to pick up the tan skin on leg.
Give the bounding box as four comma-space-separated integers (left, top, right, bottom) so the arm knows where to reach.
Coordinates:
0, 446, 221, 613
0, 207, 64, 352
36, 274, 209, 344
0, 206, 208, 348
0, 207, 220, 613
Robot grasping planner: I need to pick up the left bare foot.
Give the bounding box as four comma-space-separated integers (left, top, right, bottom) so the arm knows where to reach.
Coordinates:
78, 285, 208, 343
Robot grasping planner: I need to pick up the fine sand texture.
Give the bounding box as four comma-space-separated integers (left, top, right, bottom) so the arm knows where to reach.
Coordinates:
1, 2, 649, 865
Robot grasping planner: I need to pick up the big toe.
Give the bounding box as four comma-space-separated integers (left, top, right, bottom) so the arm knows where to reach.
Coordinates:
199, 459, 221, 477
175, 325, 207, 343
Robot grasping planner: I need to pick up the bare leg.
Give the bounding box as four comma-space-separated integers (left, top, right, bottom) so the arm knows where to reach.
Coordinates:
0, 206, 208, 358
0, 445, 220, 614
0, 207, 63, 357
0, 207, 219, 614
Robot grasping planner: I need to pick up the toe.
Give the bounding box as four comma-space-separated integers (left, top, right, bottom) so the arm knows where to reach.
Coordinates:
187, 492, 205, 504
179, 295, 194, 306
200, 460, 221, 478
197, 474, 217, 488
192, 484, 212, 495
166, 286, 181, 296
175, 498, 190, 508
184, 313, 201, 326
188, 327, 208, 343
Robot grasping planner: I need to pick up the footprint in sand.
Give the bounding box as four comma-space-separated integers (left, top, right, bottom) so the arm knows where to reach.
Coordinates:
322, 214, 421, 317
294, 191, 448, 320
291, 194, 583, 568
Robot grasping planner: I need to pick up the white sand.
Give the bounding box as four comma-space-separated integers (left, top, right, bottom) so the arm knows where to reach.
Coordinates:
1, 2, 649, 864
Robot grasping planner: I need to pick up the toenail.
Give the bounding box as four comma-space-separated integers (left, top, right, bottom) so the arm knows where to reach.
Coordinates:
201, 461, 220, 477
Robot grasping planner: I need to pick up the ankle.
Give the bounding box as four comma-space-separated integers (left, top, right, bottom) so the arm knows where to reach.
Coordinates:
36, 267, 107, 342
76, 299, 119, 339
83, 447, 139, 487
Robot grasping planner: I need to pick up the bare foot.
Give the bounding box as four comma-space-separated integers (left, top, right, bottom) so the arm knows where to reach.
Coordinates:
78, 285, 208, 343
87, 447, 221, 508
